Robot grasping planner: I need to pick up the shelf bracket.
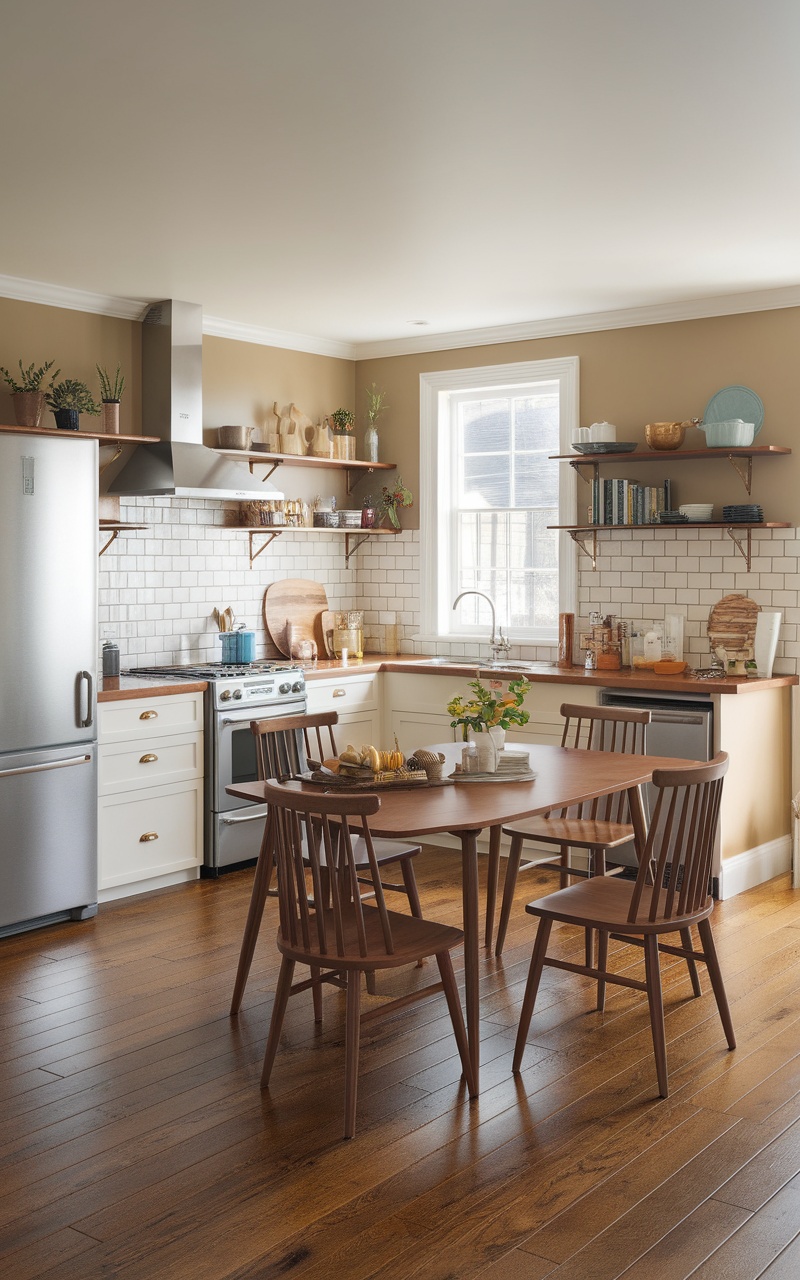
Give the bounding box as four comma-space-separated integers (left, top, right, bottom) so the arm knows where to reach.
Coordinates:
246, 458, 283, 483
98, 442, 123, 474
727, 453, 753, 494
568, 528, 598, 570
344, 532, 374, 564
346, 464, 379, 495
99, 528, 121, 557
569, 459, 600, 487
248, 530, 281, 565
725, 526, 753, 571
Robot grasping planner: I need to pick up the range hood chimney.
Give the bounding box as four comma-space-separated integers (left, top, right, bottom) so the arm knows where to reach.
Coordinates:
109, 300, 281, 501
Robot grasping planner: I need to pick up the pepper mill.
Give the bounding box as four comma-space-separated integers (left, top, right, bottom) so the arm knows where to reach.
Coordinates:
557, 613, 574, 669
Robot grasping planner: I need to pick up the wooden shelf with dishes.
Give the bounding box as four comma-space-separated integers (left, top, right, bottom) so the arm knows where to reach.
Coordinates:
239, 524, 399, 567
550, 444, 792, 571
212, 447, 396, 495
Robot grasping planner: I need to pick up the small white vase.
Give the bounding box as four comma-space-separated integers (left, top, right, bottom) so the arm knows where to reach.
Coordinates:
488, 726, 506, 755
471, 729, 498, 773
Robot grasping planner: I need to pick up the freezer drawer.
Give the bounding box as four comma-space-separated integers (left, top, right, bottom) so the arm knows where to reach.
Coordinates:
0, 744, 98, 931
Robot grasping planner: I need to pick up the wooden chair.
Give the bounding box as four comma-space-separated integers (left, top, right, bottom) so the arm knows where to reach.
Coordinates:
260, 779, 475, 1137
230, 710, 423, 1015
489, 703, 651, 958
513, 753, 735, 1098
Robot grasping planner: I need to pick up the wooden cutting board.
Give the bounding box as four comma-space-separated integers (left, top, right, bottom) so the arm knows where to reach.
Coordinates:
263, 579, 328, 657
707, 593, 760, 660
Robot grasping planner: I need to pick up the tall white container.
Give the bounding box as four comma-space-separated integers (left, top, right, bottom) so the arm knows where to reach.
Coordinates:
753, 610, 782, 678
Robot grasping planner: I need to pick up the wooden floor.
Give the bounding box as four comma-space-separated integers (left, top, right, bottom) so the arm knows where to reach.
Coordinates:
1, 851, 800, 1280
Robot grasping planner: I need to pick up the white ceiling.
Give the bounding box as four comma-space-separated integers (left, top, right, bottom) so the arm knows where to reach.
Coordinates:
2, 0, 800, 356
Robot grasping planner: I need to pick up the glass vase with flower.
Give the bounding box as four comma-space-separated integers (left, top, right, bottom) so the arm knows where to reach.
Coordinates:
447, 677, 530, 772
379, 476, 413, 529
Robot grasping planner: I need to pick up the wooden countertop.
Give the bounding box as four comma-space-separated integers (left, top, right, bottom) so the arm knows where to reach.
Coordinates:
98, 676, 208, 701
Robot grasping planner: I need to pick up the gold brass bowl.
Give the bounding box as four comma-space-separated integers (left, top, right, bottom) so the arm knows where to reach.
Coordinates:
644, 420, 696, 451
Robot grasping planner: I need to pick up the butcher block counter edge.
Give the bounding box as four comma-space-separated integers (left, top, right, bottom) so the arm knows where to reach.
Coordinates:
302, 655, 797, 695
98, 677, 208, 701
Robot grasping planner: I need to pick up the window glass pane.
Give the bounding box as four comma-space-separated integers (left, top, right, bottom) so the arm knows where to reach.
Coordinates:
514, 394, 559, 450
513, 454, 559, 507
461, 399, 510, 454
462, 455, 510, 508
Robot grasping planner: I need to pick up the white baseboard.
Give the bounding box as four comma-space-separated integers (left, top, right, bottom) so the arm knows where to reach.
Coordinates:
98, 867, 200, 903
717, 836, 792, 900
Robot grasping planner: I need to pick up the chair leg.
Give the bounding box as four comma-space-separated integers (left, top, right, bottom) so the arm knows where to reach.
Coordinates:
485, 825, 502, 950
400, 856, 426, 969
230, 812, 275, 1015
435, 950, 477, 1096
644, 934, 669, 1098
596, 929, 609, 1012
344, 970, 362, 1139
311, 966, 323, 1021
698, 917, 736, 1049
513, 916, 553, 1073
680, 926, 703, 998
261, 956, 295, 1088
495, 833, 524, 958
584, 926, 594, 969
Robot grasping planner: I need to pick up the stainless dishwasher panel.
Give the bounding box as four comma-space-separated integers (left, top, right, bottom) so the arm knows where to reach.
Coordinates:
598, 690, 715, 870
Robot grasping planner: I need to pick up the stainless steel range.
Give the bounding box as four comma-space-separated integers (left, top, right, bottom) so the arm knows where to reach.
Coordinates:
126, 661, 306, 874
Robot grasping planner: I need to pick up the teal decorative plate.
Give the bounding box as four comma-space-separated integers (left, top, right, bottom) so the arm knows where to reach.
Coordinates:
703, 385, 764, 437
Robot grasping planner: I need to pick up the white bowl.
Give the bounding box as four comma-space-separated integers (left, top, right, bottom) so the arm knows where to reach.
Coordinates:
699, 419, 755, 447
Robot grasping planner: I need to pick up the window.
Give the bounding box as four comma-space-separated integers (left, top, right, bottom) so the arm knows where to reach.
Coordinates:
419, 357, 578, 646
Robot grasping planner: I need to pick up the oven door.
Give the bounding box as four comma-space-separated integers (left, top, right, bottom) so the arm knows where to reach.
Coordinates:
212, 697, 306, 814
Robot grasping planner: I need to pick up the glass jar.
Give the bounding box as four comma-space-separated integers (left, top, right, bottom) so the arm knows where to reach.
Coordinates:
364, 424, 379, 463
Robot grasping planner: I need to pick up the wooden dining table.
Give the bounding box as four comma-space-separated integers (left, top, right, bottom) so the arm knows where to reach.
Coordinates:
227, 741, 690, 1094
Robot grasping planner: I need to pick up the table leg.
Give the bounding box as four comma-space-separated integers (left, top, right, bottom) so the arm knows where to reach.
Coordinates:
626, 785, 647, 864
460, 828, 481, 1095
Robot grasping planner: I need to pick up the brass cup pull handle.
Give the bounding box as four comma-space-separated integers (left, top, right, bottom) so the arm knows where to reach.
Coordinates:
332, 688, 347, 697
139, 753, 159, 764
139, 831, 159, 843
139, 710, 158, 720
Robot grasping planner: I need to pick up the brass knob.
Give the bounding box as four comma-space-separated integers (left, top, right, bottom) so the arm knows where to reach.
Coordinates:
139, 753, 158, 764
139, 831, 159, 842
332, 688, 347, 697
139, 710, 158, 720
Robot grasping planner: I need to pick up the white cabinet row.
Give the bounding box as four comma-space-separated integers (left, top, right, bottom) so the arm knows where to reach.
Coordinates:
97, 692, 204, 898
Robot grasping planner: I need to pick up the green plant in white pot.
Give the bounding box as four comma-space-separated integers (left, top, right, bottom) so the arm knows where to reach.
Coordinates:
46, 379, 100, 431
0, 359, 60, 428
96, 364, 125, 435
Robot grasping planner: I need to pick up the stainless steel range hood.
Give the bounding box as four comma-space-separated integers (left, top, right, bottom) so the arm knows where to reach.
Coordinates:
109, 300, 281, 500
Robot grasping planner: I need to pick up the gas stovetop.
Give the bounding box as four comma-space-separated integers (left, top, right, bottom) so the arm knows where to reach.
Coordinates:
124, 661, 306, 710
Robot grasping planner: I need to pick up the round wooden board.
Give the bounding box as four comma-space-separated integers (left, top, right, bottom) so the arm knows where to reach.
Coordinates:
263, 578, 328, 657
707, 593, 760, 660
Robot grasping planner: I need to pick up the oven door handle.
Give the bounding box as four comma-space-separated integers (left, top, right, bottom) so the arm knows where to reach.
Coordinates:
220, 809, 268, 826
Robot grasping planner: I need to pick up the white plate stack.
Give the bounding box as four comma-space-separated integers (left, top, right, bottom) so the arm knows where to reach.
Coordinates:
678, 504, 714, 522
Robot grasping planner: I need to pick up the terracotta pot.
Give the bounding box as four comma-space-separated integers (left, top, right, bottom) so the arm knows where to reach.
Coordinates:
101, 400, 120, 435
12, 391, 45, 428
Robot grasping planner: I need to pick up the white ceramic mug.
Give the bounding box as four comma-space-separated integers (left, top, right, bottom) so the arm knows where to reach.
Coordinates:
572, 427, 591, 445
589, 421, 617, 443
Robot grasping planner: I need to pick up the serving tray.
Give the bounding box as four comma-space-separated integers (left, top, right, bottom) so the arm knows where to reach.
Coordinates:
297, 770, 453, 791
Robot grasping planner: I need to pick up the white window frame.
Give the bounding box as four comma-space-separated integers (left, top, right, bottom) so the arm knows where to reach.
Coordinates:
418, 356, 578, 646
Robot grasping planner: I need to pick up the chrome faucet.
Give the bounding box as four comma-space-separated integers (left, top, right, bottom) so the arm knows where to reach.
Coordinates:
452, 590, 511, 661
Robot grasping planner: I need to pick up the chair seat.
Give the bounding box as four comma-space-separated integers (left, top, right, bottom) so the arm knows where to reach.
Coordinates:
525, 874, 714, 935
277, 904, 464, 970
305, 831, 419, 869
502, 816, 636, 851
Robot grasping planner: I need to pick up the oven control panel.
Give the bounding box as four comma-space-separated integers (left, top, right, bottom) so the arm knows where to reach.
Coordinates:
212, 668, 306, 709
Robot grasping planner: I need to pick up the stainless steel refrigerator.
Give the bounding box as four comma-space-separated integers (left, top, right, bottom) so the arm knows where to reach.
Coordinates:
0, 432, 98, 934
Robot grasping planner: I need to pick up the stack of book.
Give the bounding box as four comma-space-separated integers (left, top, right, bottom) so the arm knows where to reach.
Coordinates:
590, 477, 672, 526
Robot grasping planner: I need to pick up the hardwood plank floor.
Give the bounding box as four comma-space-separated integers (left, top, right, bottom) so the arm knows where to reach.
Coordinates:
1, 851, 800, 1279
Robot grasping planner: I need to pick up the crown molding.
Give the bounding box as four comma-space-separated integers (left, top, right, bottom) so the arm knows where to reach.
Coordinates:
2, 271, 800, 364
352, 284, 800, 360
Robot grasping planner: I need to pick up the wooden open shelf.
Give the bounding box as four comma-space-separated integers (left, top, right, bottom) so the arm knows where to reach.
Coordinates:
237, 524, 399, 567
551, 522, 791, 571
213, 447, 396, 495
0, 422, 160, 445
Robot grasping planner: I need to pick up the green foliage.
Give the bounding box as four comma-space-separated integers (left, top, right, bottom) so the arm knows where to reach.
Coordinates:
46, 379, 100, 415
330, 407, 355, 433
0, 359, 59, 393
96, 364, 125, 402
365, 382, 388, 425
378, 475, 413, 527
447, 677, 531, 733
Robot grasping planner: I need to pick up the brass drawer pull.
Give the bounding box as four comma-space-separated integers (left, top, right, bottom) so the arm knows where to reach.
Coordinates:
332, 688, 347, 697
139, 831, 159, 842
139, 710, 158, 720
139, 753, 159, 764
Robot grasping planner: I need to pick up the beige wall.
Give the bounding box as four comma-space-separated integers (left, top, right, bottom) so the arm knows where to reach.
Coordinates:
356, 307, 800, 528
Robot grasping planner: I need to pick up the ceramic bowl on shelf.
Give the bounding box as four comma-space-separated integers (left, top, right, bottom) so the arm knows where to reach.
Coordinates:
699, 419, 756, 448
643, 420, 697, 451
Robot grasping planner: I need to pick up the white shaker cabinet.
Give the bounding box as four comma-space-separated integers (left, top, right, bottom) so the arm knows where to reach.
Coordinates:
98, 692, 204, 899
305, 673, 381, 750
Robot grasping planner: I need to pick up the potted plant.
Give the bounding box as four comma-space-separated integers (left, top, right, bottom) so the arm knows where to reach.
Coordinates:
46, 379, 100, 431
448, 676, 531, 770
96, 364, 125, 435
0, 359, 60, 428
329, 407, 355, 460
379, 476, 413, 529
363, 382, 388, 463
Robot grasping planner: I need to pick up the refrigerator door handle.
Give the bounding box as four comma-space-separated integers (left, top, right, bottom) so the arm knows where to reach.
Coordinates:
0, 753, 92, 780
77, 670, 94, 728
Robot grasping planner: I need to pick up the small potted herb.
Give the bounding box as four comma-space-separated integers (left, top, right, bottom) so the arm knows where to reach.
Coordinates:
96, 364, 125, 435
0, 359, 60, 428
329, 407, 355, 460
46, 379, 100, 431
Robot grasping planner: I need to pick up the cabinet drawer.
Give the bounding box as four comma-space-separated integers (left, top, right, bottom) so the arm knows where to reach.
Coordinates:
99, 779, 203, 888
99, 732, 203, 796
306, 676, 377, 715
99, 693, 204, 744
